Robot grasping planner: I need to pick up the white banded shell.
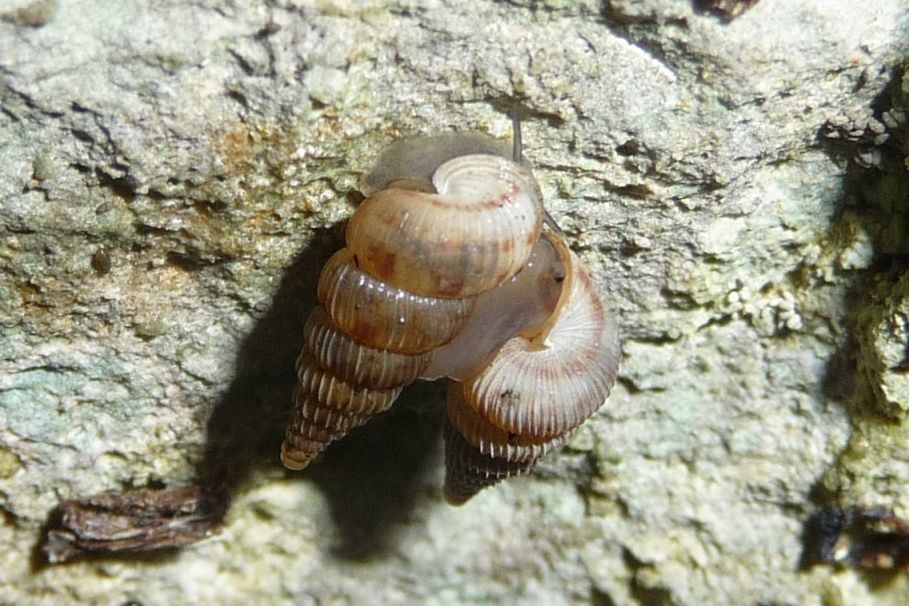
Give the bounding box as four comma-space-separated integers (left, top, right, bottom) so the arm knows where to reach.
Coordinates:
304, 307, 432, 389
446, 381, 569, 463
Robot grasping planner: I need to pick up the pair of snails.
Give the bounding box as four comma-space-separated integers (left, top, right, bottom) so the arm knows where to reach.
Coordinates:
281, 128, 621, 504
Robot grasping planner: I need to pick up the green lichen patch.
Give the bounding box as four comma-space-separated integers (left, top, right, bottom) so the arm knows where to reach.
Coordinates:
0, 447, 23, 480
824, 414, 909, 518
853, 270, 909, 417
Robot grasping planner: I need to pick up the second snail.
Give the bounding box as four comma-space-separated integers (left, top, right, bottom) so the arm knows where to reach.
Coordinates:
282, 126, 621, 504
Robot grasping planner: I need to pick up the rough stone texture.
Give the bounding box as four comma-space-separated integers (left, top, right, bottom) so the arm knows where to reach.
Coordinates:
854, 272, 909, 418
1, 0, 908, 604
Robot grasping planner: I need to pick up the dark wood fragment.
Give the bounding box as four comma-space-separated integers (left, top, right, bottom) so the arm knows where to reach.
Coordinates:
43, 485, 227, 564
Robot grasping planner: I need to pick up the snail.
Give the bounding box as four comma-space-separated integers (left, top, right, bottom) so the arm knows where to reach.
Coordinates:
281, 128, 621, 504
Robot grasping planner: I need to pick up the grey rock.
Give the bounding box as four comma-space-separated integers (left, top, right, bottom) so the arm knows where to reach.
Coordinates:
1, 0, 909, 604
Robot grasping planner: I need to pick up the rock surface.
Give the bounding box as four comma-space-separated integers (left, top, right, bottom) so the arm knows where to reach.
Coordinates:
1, 0, 908, 604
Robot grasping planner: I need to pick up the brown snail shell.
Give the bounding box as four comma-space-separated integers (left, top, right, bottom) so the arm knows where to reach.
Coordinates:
317, 248, 475, 354
442, 416, 535, 506
462, 233, 621, 438
281, 352, 402, 470
282, 134, 547, 471
282, 132, 621, 503
304, 307, 432, 389
446, 380, 569, 463
346, 154, 544, 298
440, 230, 620, 503
295, 351, 402, 416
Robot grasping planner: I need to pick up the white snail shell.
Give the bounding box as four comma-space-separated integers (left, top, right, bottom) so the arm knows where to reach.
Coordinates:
281, 132, 621, 504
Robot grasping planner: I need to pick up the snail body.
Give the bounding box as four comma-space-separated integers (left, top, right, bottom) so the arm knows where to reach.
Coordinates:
282, 132, 621, 504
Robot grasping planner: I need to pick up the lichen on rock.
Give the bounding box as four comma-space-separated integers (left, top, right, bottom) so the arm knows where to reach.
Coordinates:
2, 0, 909, 605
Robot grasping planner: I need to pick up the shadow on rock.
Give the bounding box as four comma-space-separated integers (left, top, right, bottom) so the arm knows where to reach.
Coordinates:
38, 221, 446, 564
306, 381, 445, 559
198, 227, 340, 494
199, 223, 443, 560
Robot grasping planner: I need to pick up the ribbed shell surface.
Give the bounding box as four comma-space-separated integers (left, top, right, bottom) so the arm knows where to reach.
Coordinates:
464, 251, 621, 437
345, 154, 544, 298
283, 132, 622, 502
442, 420, 534, 505
282, 399, 338, 470
282, 353, 406, 471
304, 308, 431, 389
318, 248, 476, 354
290, 386, 369, 438
446, 382, 568, 463
295, 352, 402, 415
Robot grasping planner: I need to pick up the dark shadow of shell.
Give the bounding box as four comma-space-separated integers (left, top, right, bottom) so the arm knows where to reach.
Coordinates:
198, 221, 444, 560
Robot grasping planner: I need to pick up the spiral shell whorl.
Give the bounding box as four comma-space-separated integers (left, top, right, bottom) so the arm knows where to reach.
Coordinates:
318, 248, 475, 354
346, 154, 544, 298
446, 382, 569, 463
304, 308, 432, 389
281, 391, 368, 471
464, 248, 621, 438
283, 145, 535, 472
295, 352, 402, 416
442, 418, 535, 505
280, 351, 404, 470
439, 233, 619, 501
